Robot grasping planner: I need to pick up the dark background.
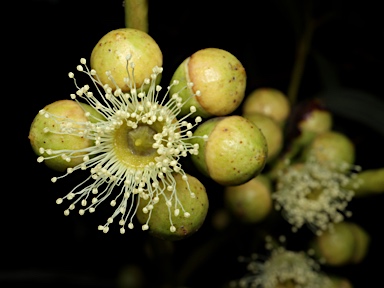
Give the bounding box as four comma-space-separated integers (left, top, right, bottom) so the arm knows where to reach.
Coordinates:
6, 0, 384, 287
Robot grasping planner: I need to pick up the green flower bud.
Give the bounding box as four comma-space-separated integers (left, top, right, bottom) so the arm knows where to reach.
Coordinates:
310, 222, 356, 266
302, 131, 355, 170
90, 28, 162, 92
299, 109, 333, 136
287, 98, 333, 144
346, 168, 384, 197
348, 222, 370, 264
190, 115, 268, 186
224, 174, 272, 223
242, 88, 291, 125
243, 112, 283, 162
136, 173, 209, 241
28, 100, 95, 172
169, 48, 246, 118
286, 99, 334, 152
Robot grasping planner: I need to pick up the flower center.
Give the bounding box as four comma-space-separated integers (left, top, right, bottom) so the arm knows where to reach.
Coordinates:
276, 280, 296, 288
306, 188, 322, 200
127, 125, 157, 156
113, 120, 162, 169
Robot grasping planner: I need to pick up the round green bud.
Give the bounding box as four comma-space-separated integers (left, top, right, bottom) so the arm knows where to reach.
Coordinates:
302, 131, 355, 169
243, 112, 283, 162
190, 115, 268, 186
224, 174, 272, 223
169, 48, 246, 118
348, 222, 370, 264
136, 173, 209, 241
299, 109, 333, 136
288, 99, 334, 148
90, 28, 162, 92
311, 222, 356, 266
242, 87, 291, 125
29, 100, 95, 172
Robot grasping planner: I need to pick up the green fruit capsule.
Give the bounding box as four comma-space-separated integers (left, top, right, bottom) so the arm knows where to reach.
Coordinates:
190, 115, 268, 186
224, 174, 272, 223
169, 48, 246, 118
90, 28, 162, 92
28, 100, 96, 172
136, 173, 209, 241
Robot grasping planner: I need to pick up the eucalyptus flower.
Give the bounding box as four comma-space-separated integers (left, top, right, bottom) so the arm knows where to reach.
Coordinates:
273, 158, 361, 235
231, 237, 332, 288
32, 56, 207, 234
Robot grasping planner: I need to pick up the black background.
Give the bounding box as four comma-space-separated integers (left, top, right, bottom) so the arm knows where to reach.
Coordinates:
6, 0, 384, 287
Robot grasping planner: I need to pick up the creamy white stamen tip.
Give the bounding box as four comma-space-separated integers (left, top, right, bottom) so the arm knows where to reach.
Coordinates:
142, 224, 149, 231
